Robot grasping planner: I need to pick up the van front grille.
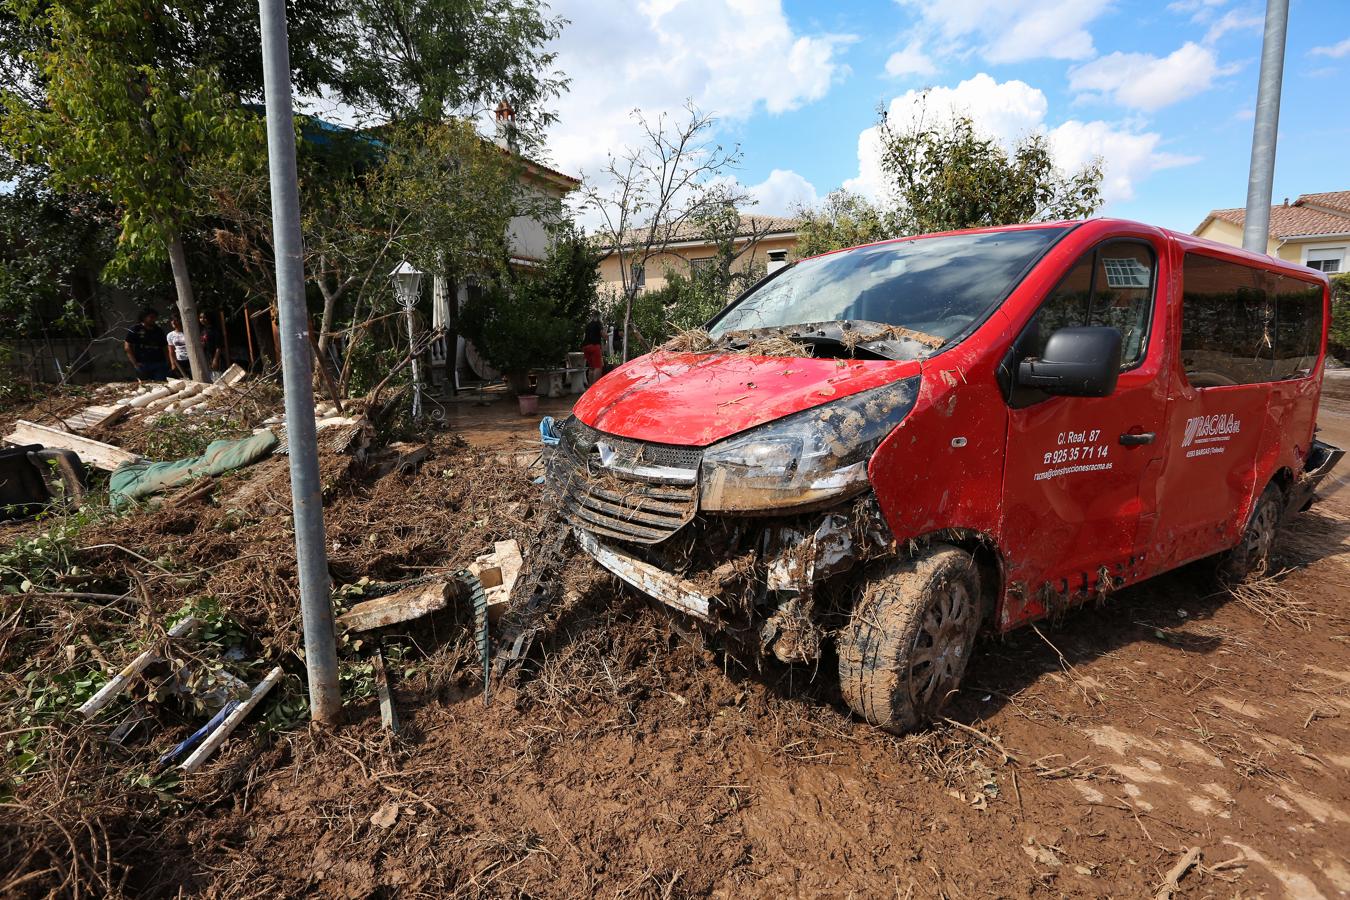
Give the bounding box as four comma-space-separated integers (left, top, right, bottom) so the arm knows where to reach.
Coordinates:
549, 423, 700, 544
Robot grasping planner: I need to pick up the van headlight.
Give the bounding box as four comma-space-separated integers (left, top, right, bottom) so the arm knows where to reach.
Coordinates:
700, 377, 919, 512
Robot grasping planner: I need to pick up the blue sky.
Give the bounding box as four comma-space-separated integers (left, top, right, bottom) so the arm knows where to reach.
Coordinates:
545, 0, 1350, 233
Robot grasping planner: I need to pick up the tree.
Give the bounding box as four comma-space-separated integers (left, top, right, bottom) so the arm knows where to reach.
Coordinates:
200, 116, 539, 394
876, 100, 1104, 235
337, 0, 566, 133
793, 190, 893, 258
458, 225, 601, 385
581, 103, 743, 360
0, 0, 261, 381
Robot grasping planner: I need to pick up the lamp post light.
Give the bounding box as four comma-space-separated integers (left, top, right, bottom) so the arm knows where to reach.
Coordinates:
390, 261, 425, 421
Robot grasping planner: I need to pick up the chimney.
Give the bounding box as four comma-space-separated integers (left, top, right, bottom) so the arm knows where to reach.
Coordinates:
767, 249, 789, 274
1283, 197, 1289, 206
494, 100, 517, 152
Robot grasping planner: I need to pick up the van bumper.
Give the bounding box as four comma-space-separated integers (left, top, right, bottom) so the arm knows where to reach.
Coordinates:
1284, 438, 1345, 519
574, 528, 716, 622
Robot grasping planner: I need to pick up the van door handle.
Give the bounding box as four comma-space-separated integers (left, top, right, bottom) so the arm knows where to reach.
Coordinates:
1119, 432, 1155, 446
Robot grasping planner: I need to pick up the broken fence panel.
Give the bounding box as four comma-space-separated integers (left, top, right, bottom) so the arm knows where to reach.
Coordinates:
79, 616, 201, 718
179, 666, 283, 774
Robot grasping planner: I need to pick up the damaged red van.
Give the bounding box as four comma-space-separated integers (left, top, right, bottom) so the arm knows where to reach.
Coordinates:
547, 219, 1343, 733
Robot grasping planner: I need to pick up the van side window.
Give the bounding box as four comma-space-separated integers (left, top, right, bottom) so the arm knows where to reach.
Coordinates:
1180, 254, 1323, 387
1269, 272, 1323, 380
1030, 240, 1155, 367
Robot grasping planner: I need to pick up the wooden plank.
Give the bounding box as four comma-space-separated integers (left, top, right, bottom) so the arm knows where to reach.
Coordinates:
79, 617, 201, 718
372, 646, 398, 733
179, 666, 283, 774
4, 420, 142, 471
61, 404, 128, 433
337, 581, 455, 632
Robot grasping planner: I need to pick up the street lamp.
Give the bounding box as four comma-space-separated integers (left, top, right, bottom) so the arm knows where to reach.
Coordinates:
390, 261, 425, 420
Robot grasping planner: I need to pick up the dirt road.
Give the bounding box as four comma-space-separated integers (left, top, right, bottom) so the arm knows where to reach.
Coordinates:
166, 391, 1349, 898
4, 382, 1347, 898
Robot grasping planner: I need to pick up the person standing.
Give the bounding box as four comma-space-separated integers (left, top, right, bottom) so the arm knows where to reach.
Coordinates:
582, 318, 604, 385
124, 308, 170, 381
198, 312, 224, 381
166, 317, 192, 378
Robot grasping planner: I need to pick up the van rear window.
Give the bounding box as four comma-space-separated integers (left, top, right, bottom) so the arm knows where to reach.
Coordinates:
709, 228, 1066, 347
1180, 254, 1324, 387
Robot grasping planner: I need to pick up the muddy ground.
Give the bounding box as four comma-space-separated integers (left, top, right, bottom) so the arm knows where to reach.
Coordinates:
2, 377, 1349, 898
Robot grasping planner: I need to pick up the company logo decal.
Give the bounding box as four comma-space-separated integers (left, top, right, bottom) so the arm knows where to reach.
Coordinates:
1181, 413, 1240, 458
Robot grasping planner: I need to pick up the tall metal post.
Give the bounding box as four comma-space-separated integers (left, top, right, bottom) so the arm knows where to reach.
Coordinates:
1242, 0, 1290, 254
258, 0, 342, 723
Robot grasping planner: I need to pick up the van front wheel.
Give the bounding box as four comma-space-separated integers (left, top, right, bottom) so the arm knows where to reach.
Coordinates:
837, 544, 981, 734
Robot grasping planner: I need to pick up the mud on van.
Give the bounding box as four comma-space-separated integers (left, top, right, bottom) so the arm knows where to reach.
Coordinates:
547, 219, 1344, 733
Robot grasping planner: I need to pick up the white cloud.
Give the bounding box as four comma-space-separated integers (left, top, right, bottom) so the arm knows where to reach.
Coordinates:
1311, 38, 1350, 59
1202, 10, 1263, 44
895, 0, 1110, 64
885, 40, 937, 78
1166, 0, 1228, 22
545, 0, 854, 181
1068, 43, 1235, 111
745, 169, 819, 215
844, 74, 1196, 209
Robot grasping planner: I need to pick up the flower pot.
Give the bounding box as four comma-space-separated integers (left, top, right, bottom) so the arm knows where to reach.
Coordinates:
517, 393, 540, 416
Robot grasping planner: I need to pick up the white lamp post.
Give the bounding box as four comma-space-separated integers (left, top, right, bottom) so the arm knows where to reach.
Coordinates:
390, 261, 425, 420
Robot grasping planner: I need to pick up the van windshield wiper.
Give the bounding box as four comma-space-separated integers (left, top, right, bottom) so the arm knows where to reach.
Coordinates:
715, 320, 947, 361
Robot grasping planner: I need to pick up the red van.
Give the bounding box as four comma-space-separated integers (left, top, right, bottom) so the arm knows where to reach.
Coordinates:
548, 219, 1343, 733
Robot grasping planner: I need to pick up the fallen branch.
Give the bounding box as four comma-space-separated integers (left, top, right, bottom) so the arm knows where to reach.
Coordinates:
1154, 846, 1201, 900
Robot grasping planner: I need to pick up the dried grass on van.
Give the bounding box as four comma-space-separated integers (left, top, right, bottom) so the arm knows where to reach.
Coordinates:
1228, 569, 1321, 630
661, 328, 715, 353
658, 328, 812, 358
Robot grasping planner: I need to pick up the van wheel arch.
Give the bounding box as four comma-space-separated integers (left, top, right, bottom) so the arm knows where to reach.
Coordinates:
915, 529, 1004, 625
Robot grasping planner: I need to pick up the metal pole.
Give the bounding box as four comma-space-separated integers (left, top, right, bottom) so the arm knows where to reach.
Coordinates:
258, 0, 342, 723
405, 304, 423, 421
1242, 0, 1289, 254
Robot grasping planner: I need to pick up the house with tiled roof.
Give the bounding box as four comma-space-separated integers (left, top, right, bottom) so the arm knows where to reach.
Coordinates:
596, 213, 800, 295
1194, 191, 1350, 273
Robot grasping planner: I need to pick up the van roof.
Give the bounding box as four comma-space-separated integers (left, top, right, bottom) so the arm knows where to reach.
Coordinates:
810, 218, 1328, 285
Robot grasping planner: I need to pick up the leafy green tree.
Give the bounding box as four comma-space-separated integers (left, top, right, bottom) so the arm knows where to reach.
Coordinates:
877, 104, 1104, 234
0, 0, 262, 380
458, 225, 602, 384
201, 117, 536, 393
793, 190, 893, 257
338, 0, 566, 133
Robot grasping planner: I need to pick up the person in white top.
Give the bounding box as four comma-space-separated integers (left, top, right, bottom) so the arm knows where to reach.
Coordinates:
166, 317, 192, 378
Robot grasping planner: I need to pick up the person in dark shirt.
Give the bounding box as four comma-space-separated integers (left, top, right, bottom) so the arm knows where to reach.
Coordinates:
124, 308, 170, 381
198, 312, 224, 378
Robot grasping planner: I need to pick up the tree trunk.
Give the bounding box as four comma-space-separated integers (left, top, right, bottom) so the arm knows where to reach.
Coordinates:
621, 287, 634, 362
166, 233, 211, 382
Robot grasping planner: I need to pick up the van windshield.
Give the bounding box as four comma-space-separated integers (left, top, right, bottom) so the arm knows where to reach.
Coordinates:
709, 228, 1067, 353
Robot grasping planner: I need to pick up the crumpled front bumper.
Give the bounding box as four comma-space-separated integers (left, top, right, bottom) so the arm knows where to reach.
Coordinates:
574, 528, 716, 621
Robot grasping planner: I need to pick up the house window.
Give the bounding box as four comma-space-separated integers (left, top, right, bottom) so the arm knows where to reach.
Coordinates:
1306, 248, 1344, 273
630, 262, 646, 289
690, 256, 717, 274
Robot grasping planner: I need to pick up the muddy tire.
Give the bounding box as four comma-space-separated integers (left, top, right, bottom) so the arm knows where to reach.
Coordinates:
1219, 484, 1282, 583
837, 544, 981, 734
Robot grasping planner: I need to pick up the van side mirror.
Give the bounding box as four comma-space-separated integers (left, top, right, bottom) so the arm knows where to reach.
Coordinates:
1017, 326, 1122, 397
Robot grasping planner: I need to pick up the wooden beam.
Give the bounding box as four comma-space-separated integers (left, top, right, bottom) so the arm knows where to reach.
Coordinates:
4, 420, 141, 471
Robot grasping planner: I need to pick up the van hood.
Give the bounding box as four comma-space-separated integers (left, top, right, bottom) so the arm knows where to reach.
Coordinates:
573, 351, 920, 446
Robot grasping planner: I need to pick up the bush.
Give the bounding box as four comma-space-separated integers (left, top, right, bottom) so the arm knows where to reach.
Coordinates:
1330, 273, 1349, 361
